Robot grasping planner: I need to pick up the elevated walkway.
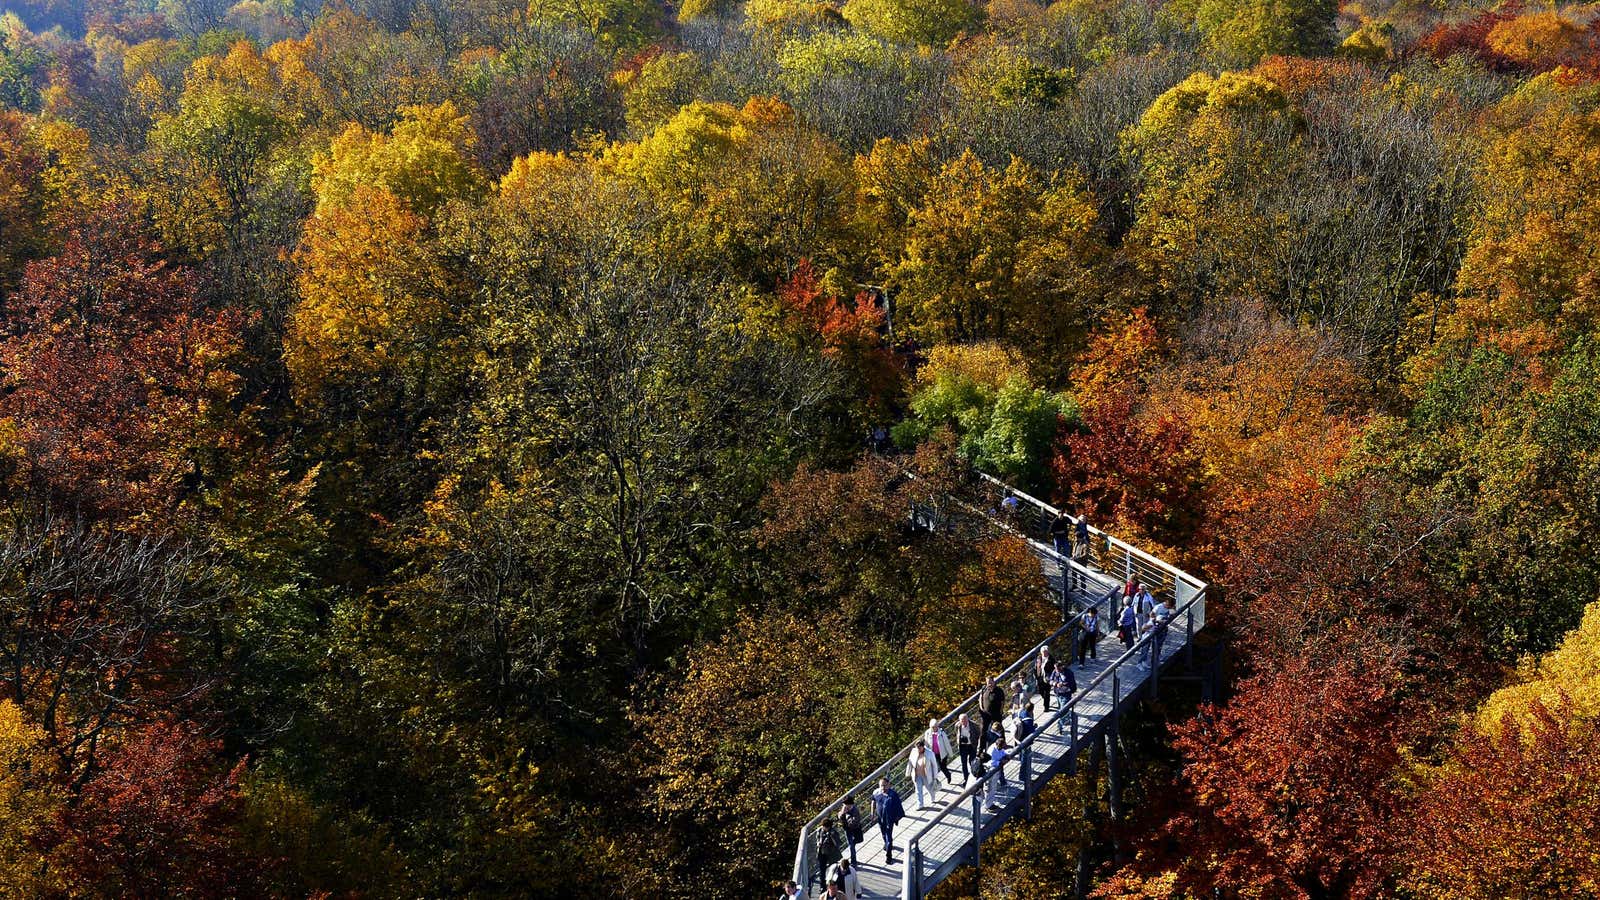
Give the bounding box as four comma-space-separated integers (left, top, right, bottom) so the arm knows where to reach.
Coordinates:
791, 473, 1209, 899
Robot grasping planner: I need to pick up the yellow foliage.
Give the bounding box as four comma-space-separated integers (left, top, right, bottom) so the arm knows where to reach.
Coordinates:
0, 701, 61, 893
915, 341, 1029, 390
287, 186, 448, 397
313, 102, 485, 217
1447, 79, 1600, 363
1475, 599, 1600, 736
1486, 12, 1581, 66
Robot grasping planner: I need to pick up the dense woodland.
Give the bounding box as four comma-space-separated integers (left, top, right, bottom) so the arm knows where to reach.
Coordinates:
0, 0, 1599, 894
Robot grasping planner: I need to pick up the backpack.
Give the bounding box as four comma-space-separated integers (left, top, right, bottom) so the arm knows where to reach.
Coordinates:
818, 829, 841, 862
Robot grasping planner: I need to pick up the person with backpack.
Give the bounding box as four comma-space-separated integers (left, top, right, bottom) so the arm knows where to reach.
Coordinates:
839, 795, 864, 865
1076, 607, 1099, 666
1118, 597, 1138, 649
872, 777, 906, 865
814, 818, 843, 893
1016, 705, 1035, 742
1049, 660, 1076, 707
827, 857, 860, 900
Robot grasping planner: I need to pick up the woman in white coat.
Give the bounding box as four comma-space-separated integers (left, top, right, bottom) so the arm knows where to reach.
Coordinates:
906, 740, 937, 810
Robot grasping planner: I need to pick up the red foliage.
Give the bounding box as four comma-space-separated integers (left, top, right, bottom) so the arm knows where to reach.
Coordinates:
1406, 698, 1600, 897
1415, 2, 1526, 73
0, 204, 243, 523
778, 260, 904, 412
1164, 642, 1406, 900
1050, 395, 1205, 547
53, 720, 273, 898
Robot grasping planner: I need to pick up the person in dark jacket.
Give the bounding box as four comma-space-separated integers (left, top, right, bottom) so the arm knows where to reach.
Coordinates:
955, 713, 981, 786
839, 795, 864, 864
815, 817, 843, 893
979, 676, 1005, 748
872, 778, 906, 865
1050, 511, 1072, 557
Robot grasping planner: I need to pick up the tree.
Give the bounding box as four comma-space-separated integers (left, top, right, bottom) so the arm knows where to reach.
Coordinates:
840, 0, 981, 46
0, 521, 230, 776
0, 205, 243, 523
636, 612, 886, 898
1052, 395, 1205, 549
1193, 0, 1336, 65
52, 720, 271, 898
1164, 640, 1407, 899
1405, 701, 1600, 899
894, 343, 1074, 492
1404, 602, 1600, 898
888, 151, 1107, 366
0, 700, 60, 894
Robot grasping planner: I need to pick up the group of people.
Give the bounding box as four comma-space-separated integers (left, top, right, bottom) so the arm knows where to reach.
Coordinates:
799, 640, 1094, 896
790, 504, 1186, 898
1113, 579, 1177, 670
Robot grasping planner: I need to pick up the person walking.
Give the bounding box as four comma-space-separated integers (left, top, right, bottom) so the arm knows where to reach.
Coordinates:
872, 778, 905, 865
1135, 583, 1156, 618
1035, 646, 1056, 711
1076, 607, 1099, 666
1049, 660, 1076, 708
984, 737, 1010, 811
828, 857, 860, 900
782, 880, 801, 899
1050, 511, 1072, 557
955, 713, 980, 786
815, 818, 843, 893
839, 795, 864, 865
1136, 611, 1155, 668
1150, 598, 1175, 669
1016, 704, 1035, 742
1008, 672, 1029, 718
1073, 511, 1091, 564
980, 677, 1005, 748
925, 717, 954, 784
1118, 597, 1137, 649
906, 740, 936, 810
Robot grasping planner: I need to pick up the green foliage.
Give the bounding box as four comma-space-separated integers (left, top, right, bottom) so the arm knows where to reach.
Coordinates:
894, 344, 1075, 491
1192, 0, 1336, 65
841, 0, 982, 46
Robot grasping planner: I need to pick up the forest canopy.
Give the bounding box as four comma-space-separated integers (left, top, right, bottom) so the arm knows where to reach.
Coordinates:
1, 0, 1599, 895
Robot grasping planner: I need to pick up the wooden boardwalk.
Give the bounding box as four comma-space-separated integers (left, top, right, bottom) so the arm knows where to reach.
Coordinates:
792, 476, 1208, 899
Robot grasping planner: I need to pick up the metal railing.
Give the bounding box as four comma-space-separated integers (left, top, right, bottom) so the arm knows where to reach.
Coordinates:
789, 576, 1120, 893
899, 584, 1210, 899
970, 472, 1207, 628
789, 469, 1210, 897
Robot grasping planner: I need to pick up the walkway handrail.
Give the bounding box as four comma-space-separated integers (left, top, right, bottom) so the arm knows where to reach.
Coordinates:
899, 584, 1210, 898
971, 471, 1208, 602
790, 577, 1121, 890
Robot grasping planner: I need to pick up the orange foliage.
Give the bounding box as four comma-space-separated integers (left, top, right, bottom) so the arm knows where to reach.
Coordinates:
778, 261, 904, 410
0, 205, 243, 523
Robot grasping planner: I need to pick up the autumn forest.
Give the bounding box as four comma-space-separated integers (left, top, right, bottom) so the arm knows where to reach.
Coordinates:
0, 0, 1597, 893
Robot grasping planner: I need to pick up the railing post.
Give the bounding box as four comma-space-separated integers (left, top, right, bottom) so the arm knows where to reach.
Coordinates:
1187, 605, 1196, 668
1023, 744, 1033, 820
971, 792, 982, 874
1111, 670, 1119, 718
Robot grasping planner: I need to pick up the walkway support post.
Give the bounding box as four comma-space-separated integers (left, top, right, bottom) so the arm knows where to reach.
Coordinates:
1106, 724, 1123, 821
971, 792, 982, 875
